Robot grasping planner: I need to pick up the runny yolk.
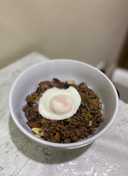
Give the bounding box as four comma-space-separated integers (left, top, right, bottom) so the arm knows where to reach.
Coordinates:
50, 95, 73, 115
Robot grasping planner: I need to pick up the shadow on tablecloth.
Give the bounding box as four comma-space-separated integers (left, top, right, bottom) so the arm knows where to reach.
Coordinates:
9, 117, 92, 164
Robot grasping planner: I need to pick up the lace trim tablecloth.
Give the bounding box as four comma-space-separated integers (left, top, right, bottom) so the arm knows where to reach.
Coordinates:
0, 52, 128, 176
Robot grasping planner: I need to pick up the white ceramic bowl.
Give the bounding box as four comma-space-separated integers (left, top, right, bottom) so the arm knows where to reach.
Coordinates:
9, 59, 118, 149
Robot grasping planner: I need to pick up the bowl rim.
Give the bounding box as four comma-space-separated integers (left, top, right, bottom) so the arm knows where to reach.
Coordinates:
9, 59, 119, 148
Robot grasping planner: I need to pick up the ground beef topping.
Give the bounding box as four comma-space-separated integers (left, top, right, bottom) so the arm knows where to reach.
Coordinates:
23, 78, 103, 143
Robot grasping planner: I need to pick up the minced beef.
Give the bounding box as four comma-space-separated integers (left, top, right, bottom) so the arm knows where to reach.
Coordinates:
23, 78, 103, 143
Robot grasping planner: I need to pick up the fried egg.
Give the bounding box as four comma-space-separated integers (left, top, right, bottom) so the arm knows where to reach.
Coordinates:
38, 86, 81, 120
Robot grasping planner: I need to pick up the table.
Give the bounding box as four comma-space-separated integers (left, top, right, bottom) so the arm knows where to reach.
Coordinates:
0, 53, 128, 176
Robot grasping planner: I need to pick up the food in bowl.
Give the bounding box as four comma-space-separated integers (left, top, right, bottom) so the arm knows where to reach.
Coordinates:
23, 78, 103, 143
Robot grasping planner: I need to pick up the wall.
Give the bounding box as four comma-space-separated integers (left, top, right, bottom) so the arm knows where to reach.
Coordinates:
0, 0, 127, 68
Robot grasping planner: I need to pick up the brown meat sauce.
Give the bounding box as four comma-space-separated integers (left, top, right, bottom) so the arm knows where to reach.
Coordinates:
23, 78, 103, 143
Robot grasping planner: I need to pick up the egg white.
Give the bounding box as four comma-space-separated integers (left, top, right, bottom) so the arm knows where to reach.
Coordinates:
38, 86, 81, 120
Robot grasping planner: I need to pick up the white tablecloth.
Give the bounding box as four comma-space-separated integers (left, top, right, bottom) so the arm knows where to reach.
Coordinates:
0, 53, 128, 176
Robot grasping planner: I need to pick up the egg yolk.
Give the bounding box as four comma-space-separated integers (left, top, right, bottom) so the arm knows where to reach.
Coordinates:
50, 95, 73, 115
